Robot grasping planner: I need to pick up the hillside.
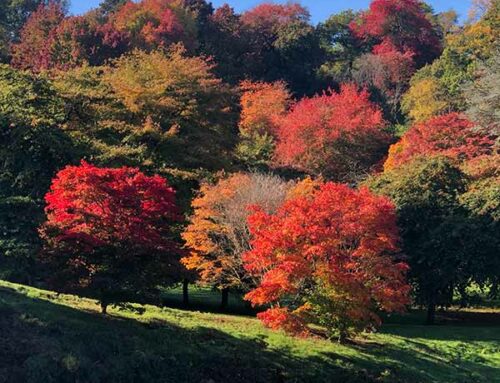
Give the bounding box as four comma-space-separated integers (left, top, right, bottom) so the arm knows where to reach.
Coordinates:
1, 280, 499, 383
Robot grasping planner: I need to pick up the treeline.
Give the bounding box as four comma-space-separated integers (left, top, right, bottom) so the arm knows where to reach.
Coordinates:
0, 0, 498, 340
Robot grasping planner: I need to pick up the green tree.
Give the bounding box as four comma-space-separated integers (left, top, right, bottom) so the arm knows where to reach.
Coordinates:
317, 10, 364, 84
0, 65, 77, 281
367, 157, 471, 324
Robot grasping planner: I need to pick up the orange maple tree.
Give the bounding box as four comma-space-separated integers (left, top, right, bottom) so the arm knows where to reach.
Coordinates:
182, 173, 292, 296
239, 80, 291, 137
385, 113, 495, 170
243, 182, 410, 340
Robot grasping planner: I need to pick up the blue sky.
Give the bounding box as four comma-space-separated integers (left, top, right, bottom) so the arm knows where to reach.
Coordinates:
70, 0, 473, 24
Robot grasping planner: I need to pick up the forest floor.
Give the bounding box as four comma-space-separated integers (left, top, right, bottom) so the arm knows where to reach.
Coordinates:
0, 280, 499, 383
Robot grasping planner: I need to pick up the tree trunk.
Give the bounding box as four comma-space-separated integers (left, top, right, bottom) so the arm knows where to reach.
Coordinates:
182, 279, 189, 307
101, 301, 108, 315
426, 300, 436, 325
220, 288, 229, 310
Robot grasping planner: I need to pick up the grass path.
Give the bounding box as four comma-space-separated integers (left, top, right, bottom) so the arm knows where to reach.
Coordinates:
1, 280, 499, 383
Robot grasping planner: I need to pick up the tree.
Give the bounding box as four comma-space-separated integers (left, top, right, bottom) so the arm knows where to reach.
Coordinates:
97, 0, 128, 17
0, 64, 65, 127
402, 74, 448, 122
236, 80, 291, 168
350, 0, 442, 68
353, 43, 415, 118
39, 161, 182, 313
244, 182, 410, 341
182, 172, 293, 308
200, 4, 252, 84
105, 47, 238, 171
464, 50, 500, 139
10, 2, 65, 72
109, 0, 197, 52
402, 13, 498, 121
459, 155, 500, 300
274, 84, 390, 182
367, 156, 496, 323
384, 113, 494, 170
238, 80, 291, 137
0, 0, 63, 62
240, 2, 326, 94
10, 3, 129, 72
317, 10, 365, 84
0, 65, 76, 281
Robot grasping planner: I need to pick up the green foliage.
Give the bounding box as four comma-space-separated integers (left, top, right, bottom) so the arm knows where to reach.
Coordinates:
366, 157, 467, 313
0, 197, 42, 281
317, 10, 364, 83
235, 132, 275, 170
0, 65, 77, 282
403, 12, 498, 120
52, 65, 143, 167
0, 64, 65, 126
367, 155, 499, 320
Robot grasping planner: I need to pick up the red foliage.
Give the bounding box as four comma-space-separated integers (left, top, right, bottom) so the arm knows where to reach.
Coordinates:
10, 2, 65, 71
350, 0, 442, 67
244, 182, 410, 337
241, 2, 310, 28
274, 84, 389, 181
42, 161, 180, 252
111, 0, 189, 50
11, 3, 129, 71
385, 113, 495, 170
39, 161, 183, 305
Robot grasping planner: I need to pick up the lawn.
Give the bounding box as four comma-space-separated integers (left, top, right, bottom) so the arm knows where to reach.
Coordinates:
0, 280, 499, 383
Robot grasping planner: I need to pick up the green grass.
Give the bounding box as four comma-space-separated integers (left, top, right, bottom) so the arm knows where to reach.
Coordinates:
1, 280, 499, 383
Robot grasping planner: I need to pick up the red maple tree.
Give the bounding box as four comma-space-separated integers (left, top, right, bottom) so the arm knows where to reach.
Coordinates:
385, 113, 495, 170
350, 0, 442, 68
243, 182, 410, 340
10, 2, 65, 72
241, 2, 310, 29
274, 84, 390, 181
39, 161, 182, 313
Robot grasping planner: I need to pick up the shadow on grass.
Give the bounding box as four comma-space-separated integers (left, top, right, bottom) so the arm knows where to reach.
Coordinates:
160, 286, 258, 316
0, 286, 368, 383
1, 285, 498, 383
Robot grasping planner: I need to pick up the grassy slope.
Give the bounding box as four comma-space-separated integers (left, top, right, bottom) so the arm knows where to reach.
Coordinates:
0, 280, 499, 383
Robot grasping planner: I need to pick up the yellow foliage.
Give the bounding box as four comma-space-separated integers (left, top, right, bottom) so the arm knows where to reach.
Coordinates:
106, 46, 220, 117
402, 77, 447, 122
447, 22, 497, 62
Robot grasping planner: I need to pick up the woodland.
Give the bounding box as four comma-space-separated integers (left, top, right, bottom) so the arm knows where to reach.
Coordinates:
0, 0, 498, 381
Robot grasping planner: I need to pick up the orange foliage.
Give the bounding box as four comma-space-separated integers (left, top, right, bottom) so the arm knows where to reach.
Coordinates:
244, 182, 410, 339
182, 173, 292, 290
384, 113, 495, 170
111, 0, 195, 50
239, 80, 291, 136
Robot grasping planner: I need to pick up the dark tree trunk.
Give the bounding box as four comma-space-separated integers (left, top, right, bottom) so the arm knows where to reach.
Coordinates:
101, 301, 108, 315
221, 288, 229, 310
426, 300, 436, 325
182, 279, 189, 307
